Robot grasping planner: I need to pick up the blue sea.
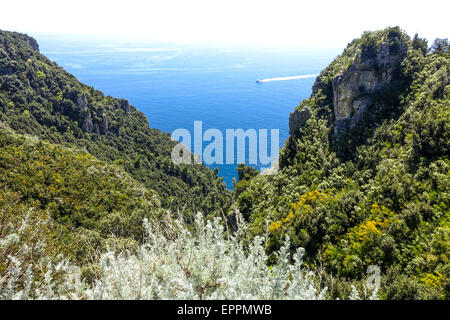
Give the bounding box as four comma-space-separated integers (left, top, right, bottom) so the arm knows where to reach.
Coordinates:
36, 34, 338, 188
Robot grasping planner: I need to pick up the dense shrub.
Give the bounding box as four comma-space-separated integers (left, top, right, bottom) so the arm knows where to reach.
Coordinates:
2, 213, 373, 300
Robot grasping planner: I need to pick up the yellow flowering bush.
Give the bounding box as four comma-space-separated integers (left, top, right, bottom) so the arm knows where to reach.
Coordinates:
269, 190, 329, 232
421, 272, 447, 290
354, 220, 383, 241
323, 202, 401, 277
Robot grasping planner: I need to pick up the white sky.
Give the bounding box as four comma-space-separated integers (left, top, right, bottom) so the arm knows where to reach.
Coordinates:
1, 0, 448, 48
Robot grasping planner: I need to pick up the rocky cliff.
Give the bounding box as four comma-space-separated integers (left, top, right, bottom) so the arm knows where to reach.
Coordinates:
289, 28, 409, 137
289, 107, 311, 136
332, 34, 407, 133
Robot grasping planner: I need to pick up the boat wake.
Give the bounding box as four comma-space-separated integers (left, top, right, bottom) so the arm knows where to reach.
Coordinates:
256, 74, 318, 83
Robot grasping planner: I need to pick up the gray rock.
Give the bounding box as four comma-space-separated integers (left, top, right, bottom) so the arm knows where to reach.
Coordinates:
121, 99, 130, 114
77, 93, 88, 109
99, 113, 109, 134
332, 63, 379, 121
82, 114, 94, 133
26, 37, 39, 52
78, 101, 109, 135
332, 40, 407, 134
93, 123, 100, 134
289, 107, 311, 136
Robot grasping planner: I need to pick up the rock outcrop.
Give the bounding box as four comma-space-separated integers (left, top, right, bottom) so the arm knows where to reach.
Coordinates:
81, 112, 94, 133
26, 36, 39, 52
81, 111, 109, 134
289, 107, 311, 137
332, 37, 407, 133
77, 93, 88, 109
121, 99, 130, 114
289, 31, 409, 138
97, 109, 109, 134
77, 95, 109, 134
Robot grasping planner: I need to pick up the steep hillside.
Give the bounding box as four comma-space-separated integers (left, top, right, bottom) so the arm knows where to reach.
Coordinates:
0, 124, 171, 280
235, 27, 449, 299
0, 30, 231, 217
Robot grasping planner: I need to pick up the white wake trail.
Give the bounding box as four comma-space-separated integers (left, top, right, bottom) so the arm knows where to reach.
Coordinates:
256, 74, 318, 83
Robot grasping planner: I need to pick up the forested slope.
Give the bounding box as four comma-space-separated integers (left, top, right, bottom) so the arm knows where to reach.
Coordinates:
0, 30, 231, 217
0, 124, 171, 280
235, 27, 449, 299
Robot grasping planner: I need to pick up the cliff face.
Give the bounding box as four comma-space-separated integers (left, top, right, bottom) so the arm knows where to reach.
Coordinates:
26, 36, 39, 51
332, 37, 407, 133
75, 93, 109, 134
289, 107, 311, 136
289, 29, 409, 137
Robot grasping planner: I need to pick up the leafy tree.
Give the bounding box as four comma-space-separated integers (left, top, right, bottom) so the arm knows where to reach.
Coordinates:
431, 38, 449, 55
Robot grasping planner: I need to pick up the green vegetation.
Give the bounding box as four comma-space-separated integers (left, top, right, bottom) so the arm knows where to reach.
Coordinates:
232, 163, 260, 199
0, 125, 168, 280
235, 28, 450, 299
0, 30, 231, 218
0, 27, 448, 300
1, 213, 338, 300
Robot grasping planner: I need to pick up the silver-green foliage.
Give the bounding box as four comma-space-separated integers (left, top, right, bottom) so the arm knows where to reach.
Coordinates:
1, 213, 334, 300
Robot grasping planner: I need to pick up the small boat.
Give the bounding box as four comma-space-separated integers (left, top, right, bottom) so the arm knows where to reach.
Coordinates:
256, 79, 263, 83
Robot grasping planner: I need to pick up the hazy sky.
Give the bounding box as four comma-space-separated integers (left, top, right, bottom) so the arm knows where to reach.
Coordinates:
1, 0, 448, 48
